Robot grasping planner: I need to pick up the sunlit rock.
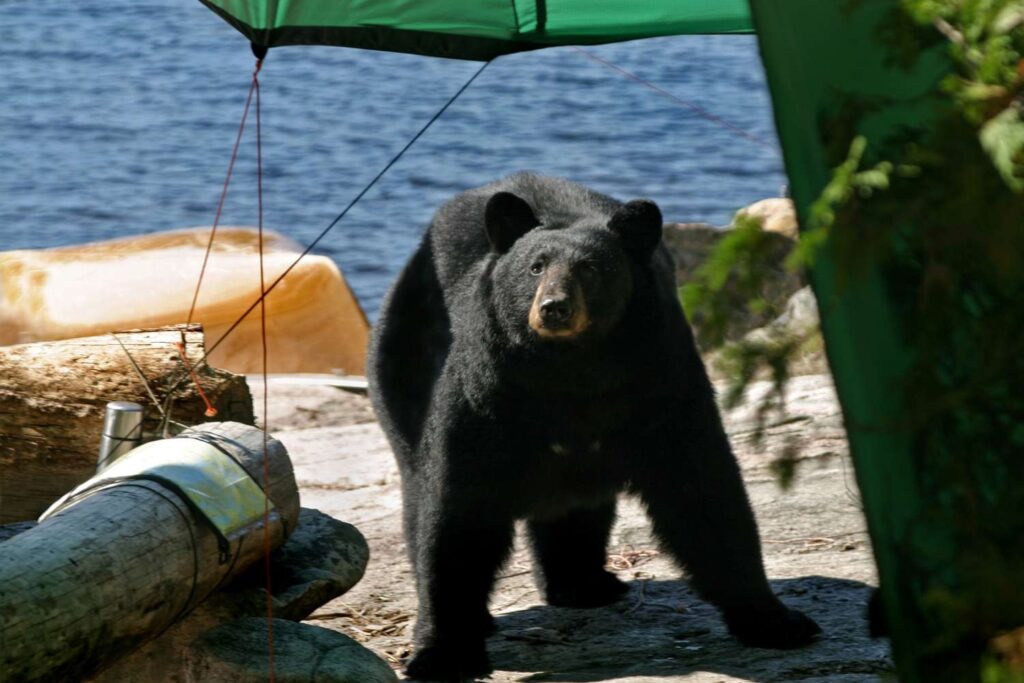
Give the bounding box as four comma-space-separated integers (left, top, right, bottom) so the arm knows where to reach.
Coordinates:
737, 197, 799, 238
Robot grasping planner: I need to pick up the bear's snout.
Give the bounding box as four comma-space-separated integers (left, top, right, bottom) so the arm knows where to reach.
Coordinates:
528, 266, 589, 339
539, 296, 573, 326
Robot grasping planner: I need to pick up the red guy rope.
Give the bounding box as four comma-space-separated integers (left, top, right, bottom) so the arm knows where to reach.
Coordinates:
252, 57, 276, 682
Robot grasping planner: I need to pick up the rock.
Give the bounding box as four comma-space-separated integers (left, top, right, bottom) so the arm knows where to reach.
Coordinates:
746, 285, 820, 343
91, 508, 371, 683
186, 618, 398, 683
277, 424, 398, 494
775, 285, 820, 334
661, 222, 724, 286
738, 286, 828, 377
255, 507, 371, 621
663, 216, 804, 346
249, 382, 376, 432
737, 197, 799, 238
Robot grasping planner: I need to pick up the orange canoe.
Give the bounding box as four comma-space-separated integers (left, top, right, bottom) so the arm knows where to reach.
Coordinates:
0, 227, 369, 375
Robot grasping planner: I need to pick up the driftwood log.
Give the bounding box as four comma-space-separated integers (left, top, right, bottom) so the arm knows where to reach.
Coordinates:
91, 508, 377, 683
0, 422, 299, 683
0, 326, 254, 522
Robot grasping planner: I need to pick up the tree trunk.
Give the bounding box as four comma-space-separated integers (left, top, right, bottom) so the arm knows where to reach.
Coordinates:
0, 325, 254, 523
0, 422, 299, 683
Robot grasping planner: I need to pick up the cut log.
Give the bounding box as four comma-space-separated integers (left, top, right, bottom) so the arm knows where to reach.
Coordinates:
91, 508, 371, 683
0, 521, 35, 543
0, 325, 254, 523
0, 422, 299, 683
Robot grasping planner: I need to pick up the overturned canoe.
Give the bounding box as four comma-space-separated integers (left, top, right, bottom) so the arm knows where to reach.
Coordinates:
0, 227, 368, 375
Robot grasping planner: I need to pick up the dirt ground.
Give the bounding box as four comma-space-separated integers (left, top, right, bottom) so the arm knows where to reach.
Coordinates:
252, 374, 893, 682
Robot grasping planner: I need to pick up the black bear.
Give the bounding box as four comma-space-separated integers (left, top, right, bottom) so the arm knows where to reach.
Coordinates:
368, 172, 820, 681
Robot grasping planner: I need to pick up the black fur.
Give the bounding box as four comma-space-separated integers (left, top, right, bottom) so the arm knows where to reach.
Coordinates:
368, 173, 820, 681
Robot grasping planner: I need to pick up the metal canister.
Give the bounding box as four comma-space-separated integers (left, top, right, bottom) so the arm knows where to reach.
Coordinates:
97, 401, 144, 472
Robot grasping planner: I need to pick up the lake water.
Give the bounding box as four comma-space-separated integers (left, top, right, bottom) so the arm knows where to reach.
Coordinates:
0, 0, 785, 317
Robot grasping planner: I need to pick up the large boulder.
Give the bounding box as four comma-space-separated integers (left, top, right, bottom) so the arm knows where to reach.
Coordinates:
187, 618, 398, 683
663, 198, 805, 346
741, 285, 829, 377
737, 197, 799, 239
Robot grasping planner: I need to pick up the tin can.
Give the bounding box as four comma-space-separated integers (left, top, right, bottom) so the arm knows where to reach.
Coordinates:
97, 401, 144, 472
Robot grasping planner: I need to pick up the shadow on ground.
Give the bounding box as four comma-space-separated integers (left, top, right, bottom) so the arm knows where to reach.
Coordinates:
486, 576, 892, 682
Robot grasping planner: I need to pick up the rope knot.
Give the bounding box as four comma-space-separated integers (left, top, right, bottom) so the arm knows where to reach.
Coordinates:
175, 340, 218, 418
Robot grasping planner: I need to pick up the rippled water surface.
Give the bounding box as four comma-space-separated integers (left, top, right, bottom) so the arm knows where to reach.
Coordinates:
0, 1, 785, 316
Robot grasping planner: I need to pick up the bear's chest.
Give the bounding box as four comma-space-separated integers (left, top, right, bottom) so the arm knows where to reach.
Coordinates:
500, 389, 635, 446
489, 390, 640, 506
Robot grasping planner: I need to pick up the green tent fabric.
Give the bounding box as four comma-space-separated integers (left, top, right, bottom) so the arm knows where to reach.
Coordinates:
200, 0, 753, 61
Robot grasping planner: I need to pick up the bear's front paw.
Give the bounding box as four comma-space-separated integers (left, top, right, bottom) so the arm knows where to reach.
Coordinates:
545, 570, 629, 608
725, 606, 822, 649
405, 642, 492, 682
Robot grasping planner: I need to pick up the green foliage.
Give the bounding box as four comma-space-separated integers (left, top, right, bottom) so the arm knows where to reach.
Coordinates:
716, 333, 806, 489
981, 658, 1024, 683
786, 134, 922, 277
886, 0, 1024, 189
679, 209, 819, 473
679, 213, 781, 350
980, 106, 1024, 190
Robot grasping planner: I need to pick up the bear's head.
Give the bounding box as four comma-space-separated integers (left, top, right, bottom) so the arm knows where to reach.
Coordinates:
484, 191, 663, 346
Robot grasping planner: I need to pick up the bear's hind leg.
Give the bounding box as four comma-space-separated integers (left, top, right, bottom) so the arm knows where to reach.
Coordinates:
529, 500, 628, 608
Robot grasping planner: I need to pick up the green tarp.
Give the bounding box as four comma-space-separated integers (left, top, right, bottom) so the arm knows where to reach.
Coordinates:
200, 0, 753, 60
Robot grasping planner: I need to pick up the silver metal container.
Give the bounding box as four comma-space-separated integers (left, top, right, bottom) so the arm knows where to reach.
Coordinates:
97, 401, 144, 472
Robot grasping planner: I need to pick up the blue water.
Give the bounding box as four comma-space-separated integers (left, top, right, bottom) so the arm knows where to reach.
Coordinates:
0, 1, 784, 317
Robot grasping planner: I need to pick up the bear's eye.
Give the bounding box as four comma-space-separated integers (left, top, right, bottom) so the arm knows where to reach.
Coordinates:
529, 261, 545, 276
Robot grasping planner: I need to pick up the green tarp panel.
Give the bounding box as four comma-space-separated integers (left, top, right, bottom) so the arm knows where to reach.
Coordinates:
200, 0, 753, 61
750, 1, 980, 680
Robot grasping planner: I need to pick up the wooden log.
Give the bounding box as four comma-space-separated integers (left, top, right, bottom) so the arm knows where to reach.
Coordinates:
91, 508, 371, 683
0, 521, 35, 543
0, 325, 254, 523
0, 422, 299, 683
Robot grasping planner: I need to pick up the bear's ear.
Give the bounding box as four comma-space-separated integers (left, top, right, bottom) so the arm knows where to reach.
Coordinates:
485, 192, 540, 253
608, 199, 663, 259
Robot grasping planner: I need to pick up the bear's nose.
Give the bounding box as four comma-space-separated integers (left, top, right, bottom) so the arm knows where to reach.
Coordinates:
539, 297, 573, 326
